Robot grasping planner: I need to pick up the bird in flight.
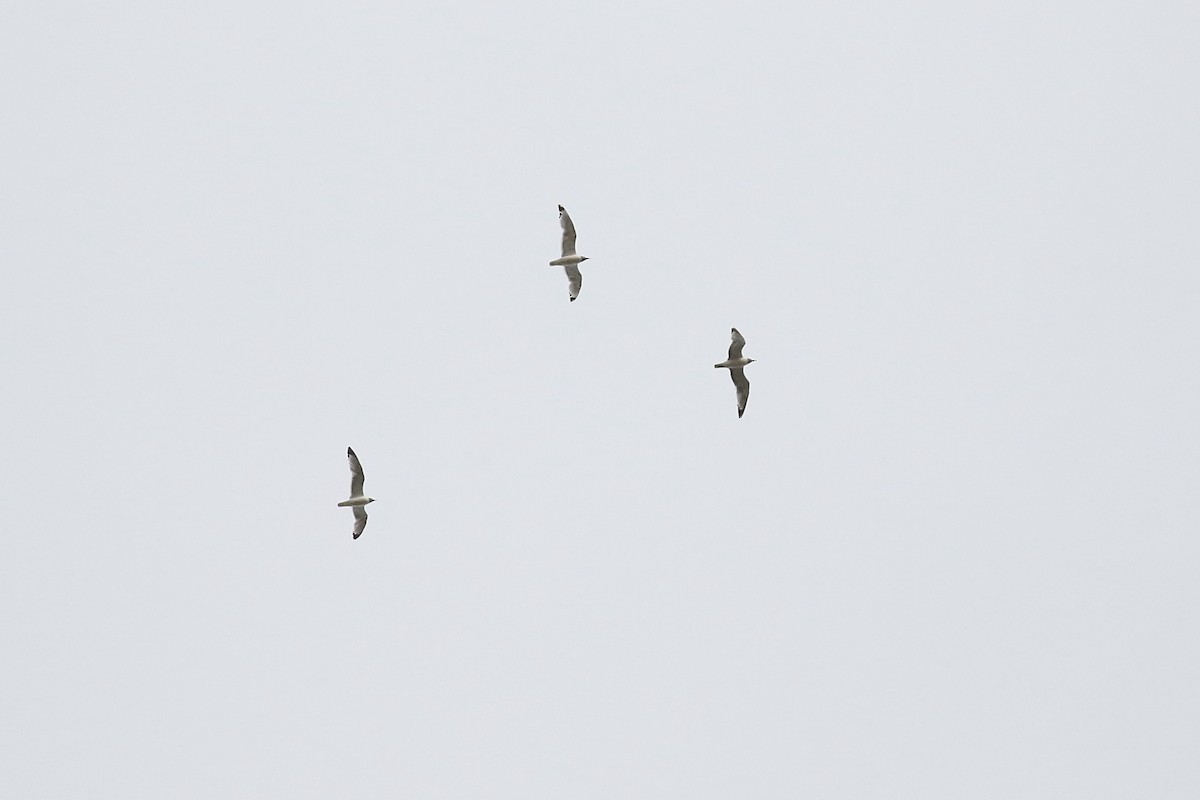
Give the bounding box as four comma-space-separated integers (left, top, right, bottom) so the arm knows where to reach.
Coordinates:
714, 328, 756, 418
549, 205, 590, 302
337, 447, 375, 539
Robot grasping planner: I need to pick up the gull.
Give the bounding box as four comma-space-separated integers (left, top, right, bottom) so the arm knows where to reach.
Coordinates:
337, 447, 375, 539
549, 205, 590, 302
714, 328, 756, 418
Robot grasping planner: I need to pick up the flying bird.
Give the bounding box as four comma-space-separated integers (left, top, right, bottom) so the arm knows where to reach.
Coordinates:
337, 447, 375, 539
549, 205, 590, 301
714, 328, 756, 418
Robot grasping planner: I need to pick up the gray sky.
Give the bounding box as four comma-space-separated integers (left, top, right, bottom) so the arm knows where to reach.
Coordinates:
2, 1, 1198, 796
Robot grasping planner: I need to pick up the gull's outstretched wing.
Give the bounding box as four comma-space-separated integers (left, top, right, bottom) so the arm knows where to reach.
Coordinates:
558, 205, 578, 257
730, 367, 750, 418
347, 447, 365, 497
728, 328, 746, 360
352, 505, 367, 539
564, 264, 583, 302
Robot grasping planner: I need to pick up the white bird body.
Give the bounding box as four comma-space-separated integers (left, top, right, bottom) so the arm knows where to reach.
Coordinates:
550, 205, 590, 301
339, 447, 375, 539
714, 328, 756, 418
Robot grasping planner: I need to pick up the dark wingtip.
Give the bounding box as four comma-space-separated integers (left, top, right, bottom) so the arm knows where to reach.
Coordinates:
569, 297, 576, 302
738, 409, 745, 418
558, 204, 565, 212
347, 447, 355, 456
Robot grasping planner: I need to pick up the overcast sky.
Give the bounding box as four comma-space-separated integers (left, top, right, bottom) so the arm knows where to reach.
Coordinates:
2, 1, 1198, 797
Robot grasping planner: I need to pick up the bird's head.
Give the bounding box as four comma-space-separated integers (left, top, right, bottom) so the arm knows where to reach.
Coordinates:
580, 256, 590, 262
747, 358, 757, 364
366, 497, 377, 504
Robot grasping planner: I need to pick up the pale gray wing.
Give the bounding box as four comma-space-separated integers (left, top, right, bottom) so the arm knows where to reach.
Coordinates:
558, 205, 578, 257
728, 328, 746, 360
564, 263, 583, 302
730, 367, 750, 418
347, 447, 365, 497
352, 505, 367, 539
